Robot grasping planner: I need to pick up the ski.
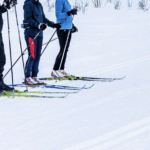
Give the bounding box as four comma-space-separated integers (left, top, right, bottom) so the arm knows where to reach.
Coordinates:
9, 84, 90, 90
13, 89, 81, 94
74, 76, 125, 81
0, 92, 67, 98
39, 76, 125, 82
45, 84, 94, 90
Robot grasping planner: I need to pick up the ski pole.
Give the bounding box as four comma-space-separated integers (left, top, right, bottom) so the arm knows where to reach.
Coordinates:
7, 11, 14, 97
42, 38, 57, 46
14, 5, 28, 92
58, 16, 74, 71
3, 31, 41, 79
41, 29, 57, 56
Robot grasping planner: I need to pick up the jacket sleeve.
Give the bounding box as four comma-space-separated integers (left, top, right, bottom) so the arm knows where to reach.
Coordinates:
23, 2, 38, 28
41, 5, 54, 27
0, 6, 7, 14
55, 0, 68, 19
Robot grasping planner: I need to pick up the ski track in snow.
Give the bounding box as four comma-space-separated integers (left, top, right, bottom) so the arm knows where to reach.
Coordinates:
79, 54, 150, 76
64, 117, 150, 150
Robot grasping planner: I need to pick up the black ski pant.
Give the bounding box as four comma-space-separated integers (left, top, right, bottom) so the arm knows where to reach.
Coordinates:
0, 33, 6, 83
53, 29, 72, 70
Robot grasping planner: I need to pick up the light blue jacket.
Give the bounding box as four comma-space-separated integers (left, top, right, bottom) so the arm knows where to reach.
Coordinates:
55, 0, 73, 30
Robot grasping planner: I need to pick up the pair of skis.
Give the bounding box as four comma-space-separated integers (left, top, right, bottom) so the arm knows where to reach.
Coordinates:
1, 84, 91, 98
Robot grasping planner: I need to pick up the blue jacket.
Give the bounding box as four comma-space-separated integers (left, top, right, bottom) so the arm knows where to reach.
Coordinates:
23, 0, 54, 37
55, 0, 73, 30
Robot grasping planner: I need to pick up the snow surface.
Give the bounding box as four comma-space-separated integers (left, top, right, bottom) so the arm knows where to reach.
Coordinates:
0, 1, 150, 150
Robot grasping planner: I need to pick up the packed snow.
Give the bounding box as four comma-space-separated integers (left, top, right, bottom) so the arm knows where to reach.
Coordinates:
0, 1, 150, 150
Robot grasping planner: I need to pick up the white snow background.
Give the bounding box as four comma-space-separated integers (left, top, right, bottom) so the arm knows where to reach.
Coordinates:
0, 0, 150, 150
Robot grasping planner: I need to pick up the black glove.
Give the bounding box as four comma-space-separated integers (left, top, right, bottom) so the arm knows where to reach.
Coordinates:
52, 23, 61, 29
38, 23, 47, 30
3, 0, 17, 9
67, 8, 78, 16
71, 25, 78, 33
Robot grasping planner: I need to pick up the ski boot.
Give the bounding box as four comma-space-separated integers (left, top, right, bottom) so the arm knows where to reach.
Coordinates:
32, 77, 47, 85
51, 70, 65, 78
24, 77, 39, 85
60, 70, 74, 77
0, 81, 14, 92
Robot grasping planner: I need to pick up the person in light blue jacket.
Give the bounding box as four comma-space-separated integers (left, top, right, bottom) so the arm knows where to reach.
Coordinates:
51, 0, 78, 77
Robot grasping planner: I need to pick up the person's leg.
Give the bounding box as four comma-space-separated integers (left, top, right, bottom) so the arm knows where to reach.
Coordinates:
32, 36, 43, 77
53, 30, 71, 70
24, 35, 36, 78
53, 30, 64, 70
0, 34, 14, 91
0, 34, 6, 83
30, 37, 46, 84
0, 34, 6, 91
60, 30, 72, 70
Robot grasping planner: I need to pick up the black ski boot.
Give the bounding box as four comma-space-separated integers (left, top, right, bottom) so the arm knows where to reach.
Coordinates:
0, 81, 14, 91
0, 83, 4, 94
0, 86, 4, 94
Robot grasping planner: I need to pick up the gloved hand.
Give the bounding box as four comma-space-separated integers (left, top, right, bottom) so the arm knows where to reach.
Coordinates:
38, 23, 47, 30
71, 25, 78, 33
3, 0, 17, 9
52, 23, 61, 29
67, 8, 78, 16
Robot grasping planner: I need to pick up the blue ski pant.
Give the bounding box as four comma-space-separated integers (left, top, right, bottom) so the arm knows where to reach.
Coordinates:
25, 35, 43, 78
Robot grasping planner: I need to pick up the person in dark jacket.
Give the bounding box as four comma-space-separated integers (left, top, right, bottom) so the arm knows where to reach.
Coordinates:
51, 0, 78, 77
0, 0, 17, 94
23, 0, 61, 85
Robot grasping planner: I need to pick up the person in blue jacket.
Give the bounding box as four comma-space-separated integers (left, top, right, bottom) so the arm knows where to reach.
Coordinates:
23, 0, 61, 85
51, 0, 78, 77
